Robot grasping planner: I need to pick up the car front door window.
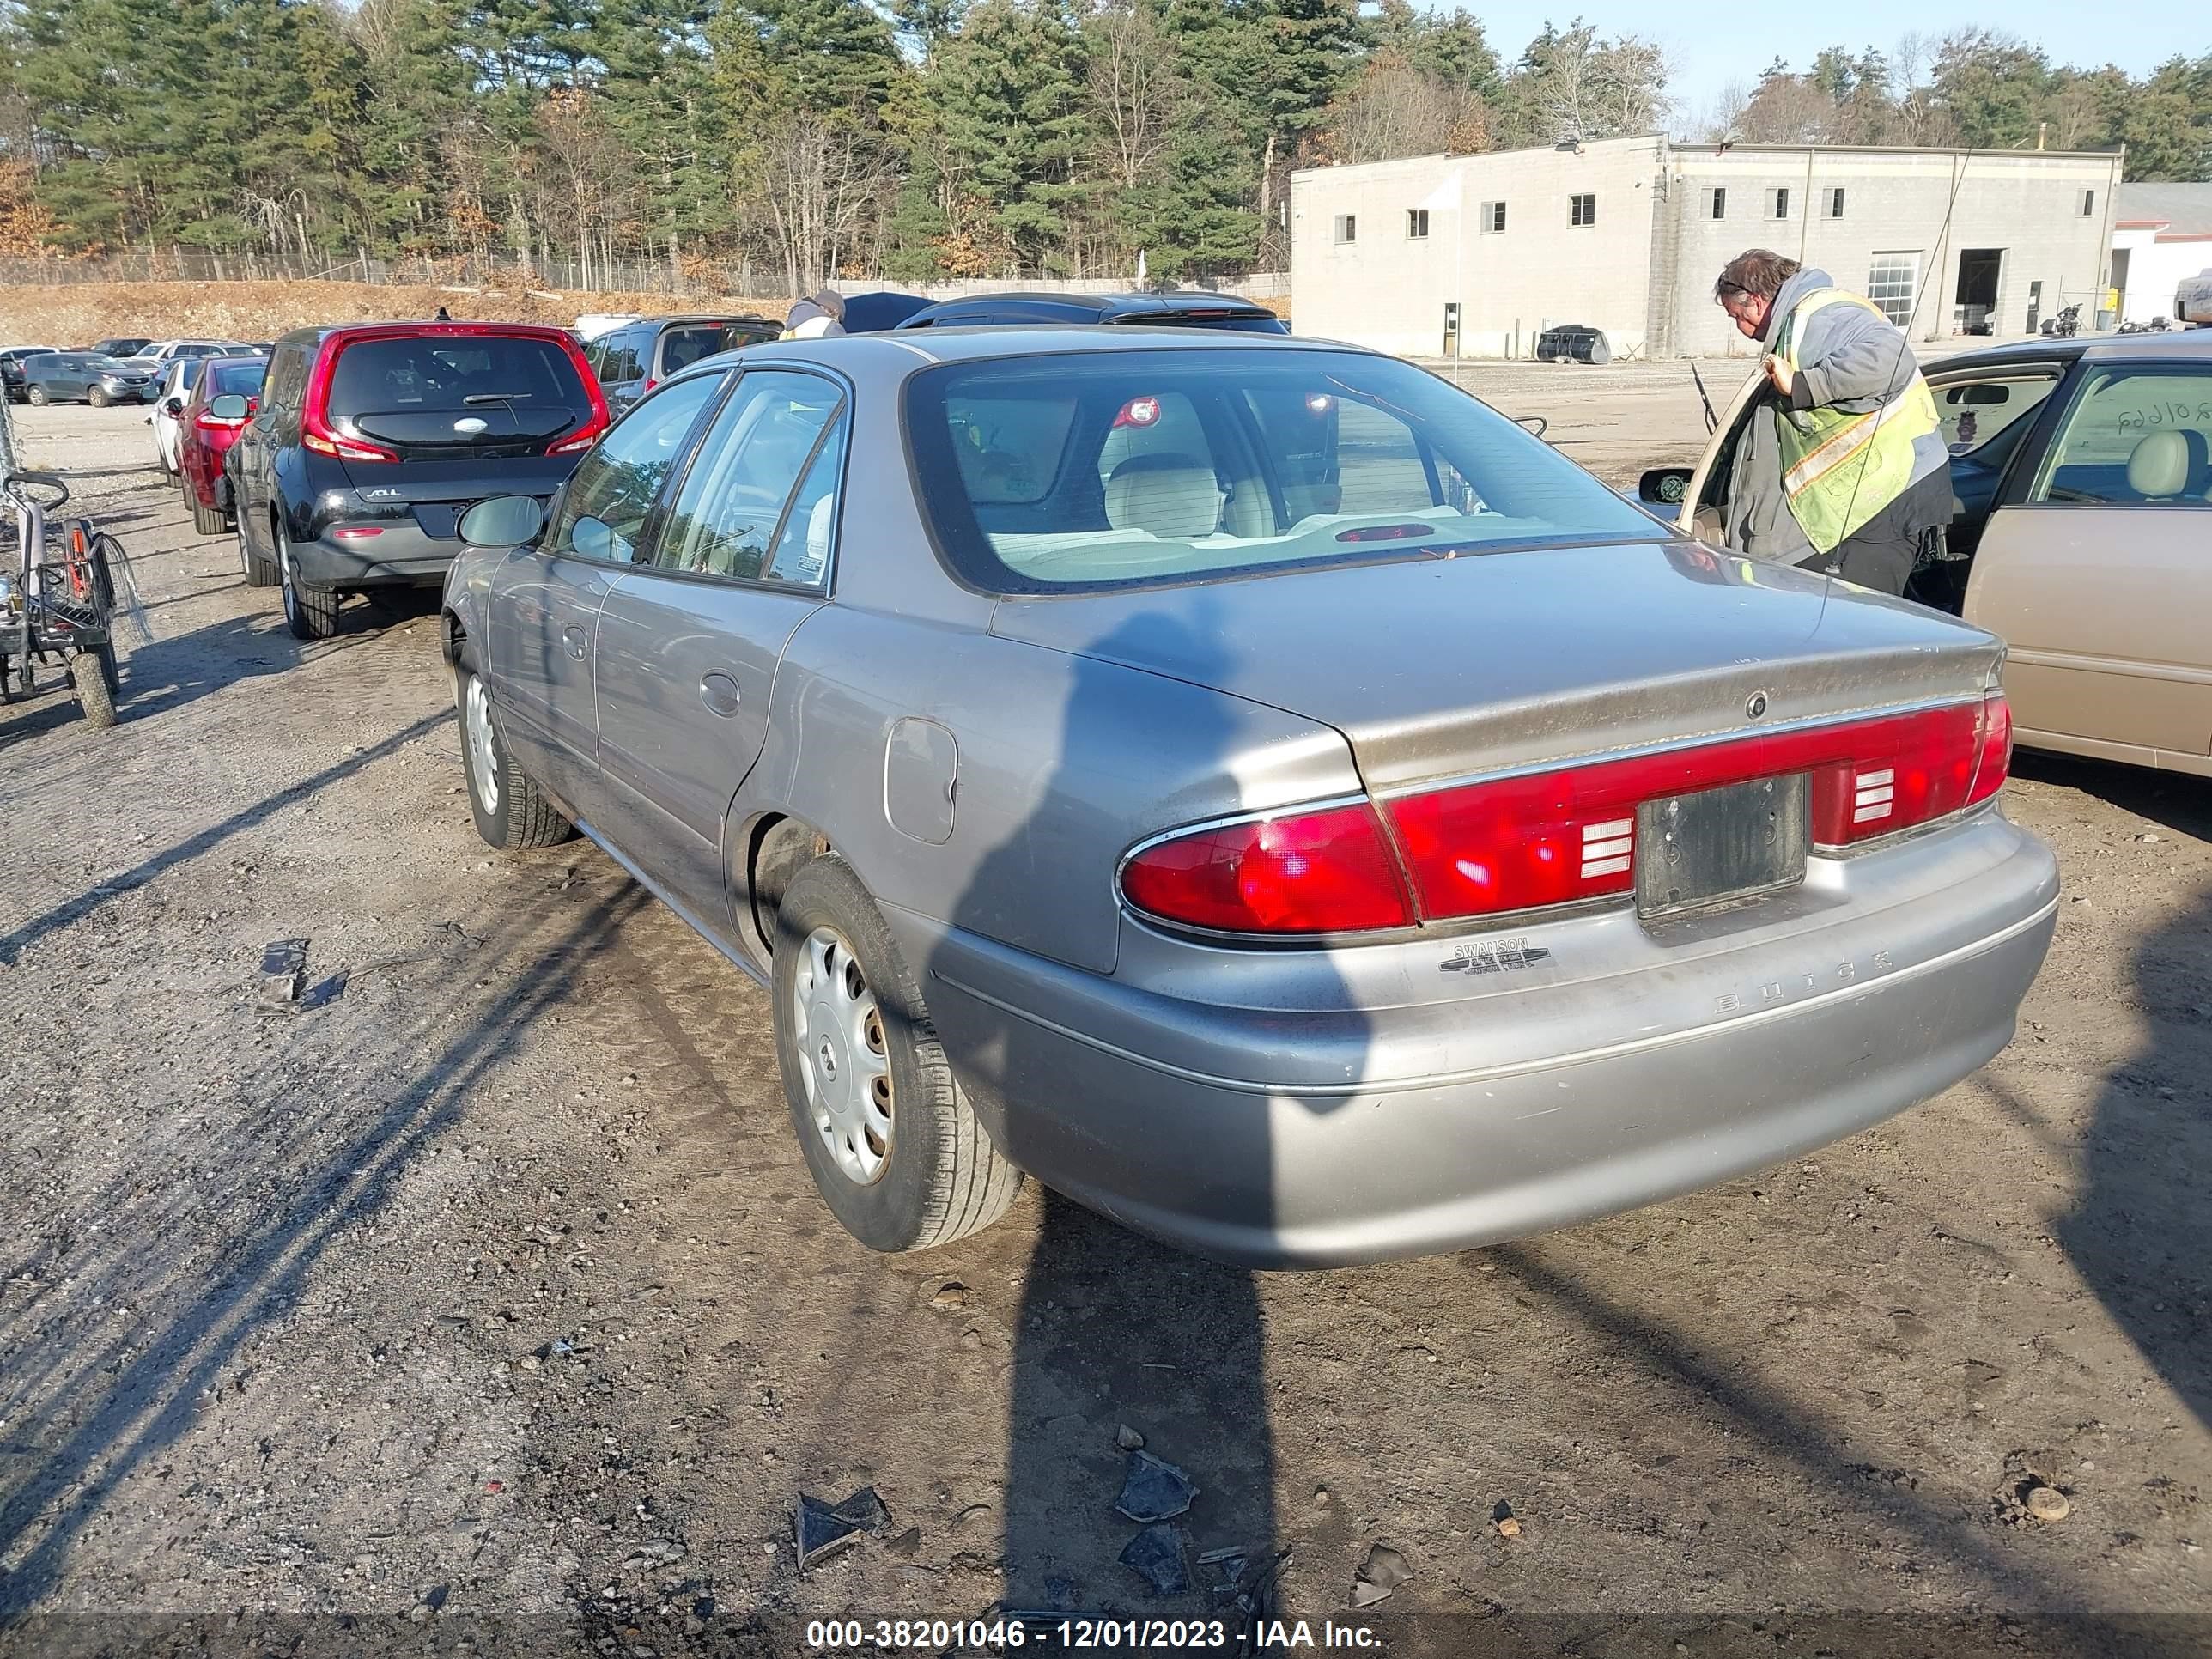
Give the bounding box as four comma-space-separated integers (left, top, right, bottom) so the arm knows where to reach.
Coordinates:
544, 374, 726, 565
654, 371, 846, 581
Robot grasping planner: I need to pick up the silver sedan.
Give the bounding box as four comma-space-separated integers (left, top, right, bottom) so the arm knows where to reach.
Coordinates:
441, 329, 2058, 1268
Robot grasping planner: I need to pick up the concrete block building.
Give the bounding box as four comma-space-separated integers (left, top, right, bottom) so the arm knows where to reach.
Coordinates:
2112, 184, 2212, 325
1291, 136, 2123, 360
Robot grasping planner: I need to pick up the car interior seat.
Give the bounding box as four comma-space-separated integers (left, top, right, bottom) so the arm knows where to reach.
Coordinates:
1103, 453, 1224, 539
2124, 428, 2210, 501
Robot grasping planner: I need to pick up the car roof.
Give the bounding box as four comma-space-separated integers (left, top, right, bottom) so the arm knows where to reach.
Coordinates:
908, 290, 1275, 322
1930, 331, 2212, 374
666, 325, 1348, 386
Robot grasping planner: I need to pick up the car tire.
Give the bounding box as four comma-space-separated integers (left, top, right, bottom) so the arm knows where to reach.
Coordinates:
87, 386, 110, 409
771, 856, 1023, 1253
456, 665, 574, 850
275, 516, 338, 639
237, 512, 276, 587
70, 650, 118, 729
192, 495, 225, 537
25, 385, 48, 407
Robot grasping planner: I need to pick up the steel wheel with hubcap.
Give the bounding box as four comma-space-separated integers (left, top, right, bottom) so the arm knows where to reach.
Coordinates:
456, 665, 574, 849
276, 516, 338, 640
771, 856, 1021, 1252
793, 926, 896, 1184
25, 385, 47, 407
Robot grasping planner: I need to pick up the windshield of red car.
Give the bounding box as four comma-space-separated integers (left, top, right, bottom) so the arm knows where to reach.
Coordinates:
905, 348, 1654, 593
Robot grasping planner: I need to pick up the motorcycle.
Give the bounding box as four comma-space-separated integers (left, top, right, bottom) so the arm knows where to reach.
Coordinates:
2039, 303, 2081, 339
2116, 315, 2171, 335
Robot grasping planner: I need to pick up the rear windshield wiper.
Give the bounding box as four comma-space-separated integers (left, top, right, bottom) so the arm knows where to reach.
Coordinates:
462, 392, 531, 405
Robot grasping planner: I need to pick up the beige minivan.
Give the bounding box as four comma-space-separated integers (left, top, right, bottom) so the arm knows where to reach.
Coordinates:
1644, 332, 2212, 778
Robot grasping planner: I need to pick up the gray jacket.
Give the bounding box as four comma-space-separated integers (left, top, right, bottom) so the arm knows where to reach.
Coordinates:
1723, 265, 1949, 563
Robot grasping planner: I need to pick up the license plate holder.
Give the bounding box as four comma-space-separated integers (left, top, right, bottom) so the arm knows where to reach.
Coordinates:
1636, 774, 1809, 921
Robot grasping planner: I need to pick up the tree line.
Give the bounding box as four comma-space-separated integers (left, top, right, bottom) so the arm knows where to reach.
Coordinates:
0, 1, 2205, 291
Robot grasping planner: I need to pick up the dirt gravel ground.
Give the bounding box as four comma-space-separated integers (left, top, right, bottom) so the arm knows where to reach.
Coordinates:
0, 376, 2208, 1659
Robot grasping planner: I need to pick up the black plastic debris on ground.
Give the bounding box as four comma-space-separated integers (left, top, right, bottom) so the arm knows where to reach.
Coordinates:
831, 1486, 893, 1537
795, 1494, 862, 1568
1120, 1523, 1188, 1596
1115, 1449, 1197, 1523
797, 1486, 896, 1568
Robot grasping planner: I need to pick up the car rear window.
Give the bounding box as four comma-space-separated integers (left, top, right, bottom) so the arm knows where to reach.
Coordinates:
326, 334, 591, 446
906, 348, 1654, 592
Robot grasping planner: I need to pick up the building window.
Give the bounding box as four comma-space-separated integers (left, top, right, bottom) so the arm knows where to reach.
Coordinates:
1569, 193, 1596, 228
2081, 189, 2096, 216
1826, 187, 1845, 219
1707, 187, 1726, 220
1406, 209, 1428, 240
1334, 214, 1356, 245
1768, 186, 1790, 220
1866, 252, 1919, 328
1480, 200, 1506, 234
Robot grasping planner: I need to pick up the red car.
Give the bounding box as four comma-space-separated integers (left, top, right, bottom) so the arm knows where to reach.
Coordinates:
179, 355, 269, 536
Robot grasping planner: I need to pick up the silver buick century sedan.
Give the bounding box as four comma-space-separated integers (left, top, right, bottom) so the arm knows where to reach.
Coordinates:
441, 329, 2058, 1268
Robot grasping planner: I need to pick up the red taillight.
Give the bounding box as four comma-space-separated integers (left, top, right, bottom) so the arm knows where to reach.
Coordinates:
547, 417, 607, 456
1388, 696, 2009, 925
302, 426, 398, 463
1968, 693, 2011, 805
1122, 697, 2008, 937
640, 376, 659, 393
1121, 803, 1414, 934
194, 410, 246, 431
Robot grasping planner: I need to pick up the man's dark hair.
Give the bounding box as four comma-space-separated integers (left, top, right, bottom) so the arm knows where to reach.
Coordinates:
1714, 249, 1802, 303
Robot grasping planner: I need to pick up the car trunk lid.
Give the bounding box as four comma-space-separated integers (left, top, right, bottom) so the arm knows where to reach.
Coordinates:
986, 539, 2005, 793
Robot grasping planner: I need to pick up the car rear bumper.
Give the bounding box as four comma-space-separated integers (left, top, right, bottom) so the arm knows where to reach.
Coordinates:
902, 812, 2059, 1268
289, 524, 459, 591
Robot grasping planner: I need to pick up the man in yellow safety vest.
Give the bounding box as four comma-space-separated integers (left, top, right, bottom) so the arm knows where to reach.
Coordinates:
1711, 248, 1951, 596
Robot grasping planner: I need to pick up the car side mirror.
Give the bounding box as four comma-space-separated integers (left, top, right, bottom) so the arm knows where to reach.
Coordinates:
209, 393, 250, 420
163, 396, 185, 415
1639, 466, 1692, 507
459, 495, 547, 548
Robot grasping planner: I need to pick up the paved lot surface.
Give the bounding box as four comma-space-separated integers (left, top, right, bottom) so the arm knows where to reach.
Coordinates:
1, 384, 2207, 1656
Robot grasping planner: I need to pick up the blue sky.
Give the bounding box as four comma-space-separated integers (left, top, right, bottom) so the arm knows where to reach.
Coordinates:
1467, 2, 2208, 129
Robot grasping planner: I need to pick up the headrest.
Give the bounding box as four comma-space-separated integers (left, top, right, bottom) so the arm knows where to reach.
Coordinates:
1104, 453, 1222, 539
2126, 428, 2206, 499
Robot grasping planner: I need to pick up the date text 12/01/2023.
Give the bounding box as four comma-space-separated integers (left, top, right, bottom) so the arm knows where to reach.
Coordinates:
802, 1618, 1382, 1649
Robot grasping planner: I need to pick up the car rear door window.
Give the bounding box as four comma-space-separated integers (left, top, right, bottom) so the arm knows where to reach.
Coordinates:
656, 371, 846, 582
2033, 366, 2212, 506
545, 374, 726, 565
598, 331, 643, 386
327, 335, 593, 454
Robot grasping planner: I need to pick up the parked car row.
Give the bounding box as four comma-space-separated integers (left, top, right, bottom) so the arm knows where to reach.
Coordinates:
2, 337, 267, 405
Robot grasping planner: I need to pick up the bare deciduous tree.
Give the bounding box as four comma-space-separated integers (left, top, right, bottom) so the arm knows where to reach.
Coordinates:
755, 108, 897, 293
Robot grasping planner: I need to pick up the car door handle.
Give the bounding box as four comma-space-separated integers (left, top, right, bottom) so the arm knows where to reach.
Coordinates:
699, 672, 742, 717
563, 624, 588, 660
